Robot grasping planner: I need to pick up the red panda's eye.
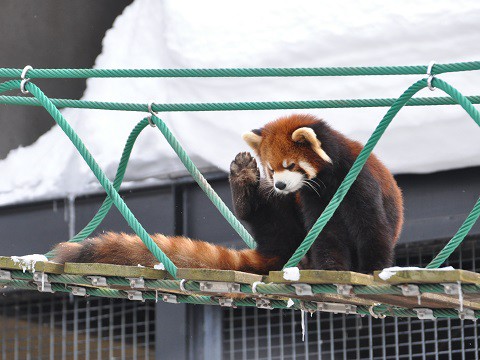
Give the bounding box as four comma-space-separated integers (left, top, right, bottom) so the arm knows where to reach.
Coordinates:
286, 163, 295, 170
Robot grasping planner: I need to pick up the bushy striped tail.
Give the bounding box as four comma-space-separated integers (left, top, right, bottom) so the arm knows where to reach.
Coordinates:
51, 232, 279, 275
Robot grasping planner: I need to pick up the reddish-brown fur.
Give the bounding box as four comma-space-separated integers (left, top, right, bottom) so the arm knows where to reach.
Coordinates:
52, 232, 280, 275
244, 114, 404, 272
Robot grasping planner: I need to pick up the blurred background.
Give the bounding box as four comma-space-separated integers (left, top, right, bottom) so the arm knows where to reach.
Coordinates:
1, 1, 480, 359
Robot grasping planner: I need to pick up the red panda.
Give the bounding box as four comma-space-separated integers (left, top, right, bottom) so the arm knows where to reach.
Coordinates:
52, 114, 403, 274
241, 114, 404, 272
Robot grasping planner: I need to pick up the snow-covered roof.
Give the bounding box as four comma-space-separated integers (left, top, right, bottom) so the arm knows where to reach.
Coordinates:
1, 0, 480, 205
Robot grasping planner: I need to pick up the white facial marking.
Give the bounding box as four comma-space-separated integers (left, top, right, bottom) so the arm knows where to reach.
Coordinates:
298, 160, 317, 179
267, 163, 273, 171
282, 160, 287, 168
273, 170, 304, 194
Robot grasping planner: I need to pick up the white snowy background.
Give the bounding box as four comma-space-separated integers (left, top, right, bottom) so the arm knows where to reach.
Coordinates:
1, 0, 480, 205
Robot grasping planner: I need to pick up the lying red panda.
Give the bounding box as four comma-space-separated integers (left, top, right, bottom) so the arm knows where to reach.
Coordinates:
52, 114, 403, 274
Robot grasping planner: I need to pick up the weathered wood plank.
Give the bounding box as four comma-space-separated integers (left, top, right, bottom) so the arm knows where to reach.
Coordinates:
374, 269, 480, 284
64, 262, 170, 279
267, 270, 374, 285
176, 268, 263, 284
0, 256, 64, 274
359, 293, 480, 310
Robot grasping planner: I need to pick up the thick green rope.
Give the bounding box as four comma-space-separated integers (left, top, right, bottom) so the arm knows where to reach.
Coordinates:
1, 61, 480, 78
149, 114, 256, 249
284, 77, 480, 269
1, 94, 480, 112
44, 118, 151, 259
0, 80, 179, 278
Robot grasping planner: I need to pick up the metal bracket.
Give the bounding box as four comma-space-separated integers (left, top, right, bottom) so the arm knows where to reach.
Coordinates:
317, 302, 357, 315
33, 272, 54, 293
458, 309, 476, 321
198, 281, 241, 293
87, 276, 107, 287
162, 294, 178, 304
218, 298, 235, 308
256, 298, 273, 310
33, 272, 48, 283
0, 270, 11, 281
292, 283, 313, 296
36, 282, 54, 293
399, 284, 420, 297
336, 284, 353, 296
126, 290, 144, 302
442, 283, 461, 295
414, 308, 436, 320
70, 286, 87, 297
127, 277, 145, 289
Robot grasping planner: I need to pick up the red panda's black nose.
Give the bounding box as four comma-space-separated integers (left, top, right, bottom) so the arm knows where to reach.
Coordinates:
275, 181, 287, 190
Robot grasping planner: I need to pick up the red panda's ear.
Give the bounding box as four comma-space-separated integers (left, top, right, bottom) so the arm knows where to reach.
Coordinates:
292, 127, 332, 164
243, 130, 263, 152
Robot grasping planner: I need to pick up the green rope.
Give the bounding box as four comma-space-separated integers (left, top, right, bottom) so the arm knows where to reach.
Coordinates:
149, 114, 256, 249
284, 77, 480, 269
0, 80, 179, 278
45, 118, 151, 258
1, 94, 480, 113
1, 61, 480, 79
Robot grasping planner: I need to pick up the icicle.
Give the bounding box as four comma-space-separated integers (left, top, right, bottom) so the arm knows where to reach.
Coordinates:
155, 290, 158, 303
67, 194, 76, 239
301, 309, 306, 342
458, 281, 464, 312
417, 294, 422, 305
41, 273, 45, 292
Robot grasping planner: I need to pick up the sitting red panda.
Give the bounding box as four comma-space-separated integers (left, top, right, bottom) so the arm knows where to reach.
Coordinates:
240, 114, 404, 272
52, 114, 403, 274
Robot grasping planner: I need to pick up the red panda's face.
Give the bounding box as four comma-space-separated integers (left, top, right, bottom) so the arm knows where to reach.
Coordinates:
243, 116, 332, 194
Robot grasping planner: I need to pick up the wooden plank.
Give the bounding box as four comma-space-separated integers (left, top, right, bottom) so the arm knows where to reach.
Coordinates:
374, 269, 480, 285
176, 268, 263, 284
0, 256, 64, 274
267, 270, 374, 285
359, 293, 480, 310
308, 294, 375, 307
64, 262, 170, 279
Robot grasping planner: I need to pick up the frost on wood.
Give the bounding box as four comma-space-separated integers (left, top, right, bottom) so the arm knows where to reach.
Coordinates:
10, 254, 48, 273
283, 267, 300, 281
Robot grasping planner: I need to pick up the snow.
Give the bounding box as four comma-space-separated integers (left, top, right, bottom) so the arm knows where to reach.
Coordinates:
10, 254, 49, 273
377, 266, 455, 280
154, 263, 166, 270
1, 0, 480, 205
287, 298, 295, 308
283, 267, 300, 281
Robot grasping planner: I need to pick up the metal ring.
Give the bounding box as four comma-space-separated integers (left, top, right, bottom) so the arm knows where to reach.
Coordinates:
427, 60, 436, 91
20, 65, 33, 94
21, 65, 33, 80
20, 79, 30, 94
147, 101, 157, 127
251, 281, 264, 294
179, 279, 188, 293
369, 304, 386, 319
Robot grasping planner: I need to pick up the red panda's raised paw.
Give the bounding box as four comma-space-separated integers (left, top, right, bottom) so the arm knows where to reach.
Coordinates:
229, 152, 260, 185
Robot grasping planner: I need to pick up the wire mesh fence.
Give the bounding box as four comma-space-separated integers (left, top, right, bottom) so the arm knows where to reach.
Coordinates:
223, 237, 480, 360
